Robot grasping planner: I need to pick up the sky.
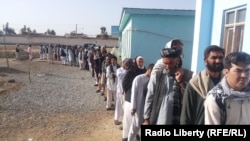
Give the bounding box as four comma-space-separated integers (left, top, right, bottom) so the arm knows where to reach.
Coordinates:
0, 0, 196, 36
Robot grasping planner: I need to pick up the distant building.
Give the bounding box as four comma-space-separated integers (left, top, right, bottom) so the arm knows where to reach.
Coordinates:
111, 26, 119, 37
119, 8, 195, 69
64, 33, 87, 38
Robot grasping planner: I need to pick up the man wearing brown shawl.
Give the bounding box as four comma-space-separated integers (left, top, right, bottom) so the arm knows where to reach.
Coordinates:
180, 45, 225, 124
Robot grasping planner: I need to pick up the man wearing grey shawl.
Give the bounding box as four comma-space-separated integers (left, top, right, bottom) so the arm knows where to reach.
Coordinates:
143, 48, 183, 125
205, 51, 250, 124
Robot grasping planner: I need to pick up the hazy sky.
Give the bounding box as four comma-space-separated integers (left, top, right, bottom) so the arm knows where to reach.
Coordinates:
0, 0, 196, 36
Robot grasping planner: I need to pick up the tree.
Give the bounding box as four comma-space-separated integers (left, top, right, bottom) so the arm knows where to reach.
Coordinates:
27, 27, 31, 33
50, 30, 56, 35
100, 26, 107, 35
21, 25, 27, 35
46, 29, 56, 35
3, 22, 16, 35
97, 26, 109, 39
47, 29, 51, 34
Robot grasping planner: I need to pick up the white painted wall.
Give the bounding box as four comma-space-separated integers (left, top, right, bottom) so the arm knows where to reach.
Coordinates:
0, 35, 118, 47
211, 0, 249, 54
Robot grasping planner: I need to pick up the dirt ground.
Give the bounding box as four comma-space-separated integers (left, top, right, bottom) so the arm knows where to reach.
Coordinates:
0, 110, 122, 141
0, 45, 122, 141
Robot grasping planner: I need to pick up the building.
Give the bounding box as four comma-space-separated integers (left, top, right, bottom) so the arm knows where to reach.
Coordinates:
192, 0, 250, 74
111, 26, 119, 37
119, 8, 195, 69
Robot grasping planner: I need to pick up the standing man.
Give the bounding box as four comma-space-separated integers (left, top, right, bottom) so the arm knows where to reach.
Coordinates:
27, 44, 33, 61
143, 48, 184, 125
205, 51, 250, 124
180, 45, 225, 124
78, 47, 84, 70
60, 45, 67, 65
128, 63, 154, 141
114, 58, 130, 125
39, 45, 44, 60
68, 45, 74, 66
122, 56, 146, 141
106, 55, 119, 110
15, 44, 20, 60
152, 39, 193, 85
43, 45, 47, 60
100, 53, 112, 101
48, 44, 54, 64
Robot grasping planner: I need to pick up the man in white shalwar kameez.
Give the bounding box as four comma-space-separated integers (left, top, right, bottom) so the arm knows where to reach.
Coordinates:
27, 45, 32, 61
114, 59, 128, 125
68, 46, 74, 66
106, 55, 119, 110
122, 56, 146, 141
128, 64, 154, 141
78, 47, 84, 70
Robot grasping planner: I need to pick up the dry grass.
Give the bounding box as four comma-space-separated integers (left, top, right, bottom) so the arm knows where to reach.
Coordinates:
0, 45, 40, 58
0, 76, 23, 99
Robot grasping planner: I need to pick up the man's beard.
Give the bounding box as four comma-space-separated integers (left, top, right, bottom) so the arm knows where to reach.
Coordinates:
206, 63, 224, 72
166, 67, 177, 76
138, 65, 144, 69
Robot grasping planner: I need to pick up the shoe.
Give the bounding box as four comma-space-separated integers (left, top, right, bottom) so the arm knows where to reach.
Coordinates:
119, 126, 123, 130
136, 134, 140, 141
104, 97, 107, 101
106, 107, 112, 111
114, 120, 121, 125
100, 92, 104, 96
96, 89, 101, 93
93, 84, 98, 86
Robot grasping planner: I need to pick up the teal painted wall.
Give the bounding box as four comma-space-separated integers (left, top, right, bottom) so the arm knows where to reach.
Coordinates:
129, 14, 194, 69
111, 25, 119, 37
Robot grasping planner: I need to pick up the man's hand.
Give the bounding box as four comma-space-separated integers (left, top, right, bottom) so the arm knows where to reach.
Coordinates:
131, 109, 136, 115
175, 68, 184, 82
175, 68, 186, 88
142, 119, 150, 125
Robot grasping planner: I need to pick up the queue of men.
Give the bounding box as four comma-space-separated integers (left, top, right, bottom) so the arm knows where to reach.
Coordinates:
114, 39, 249, 141
15, 39, 250, 141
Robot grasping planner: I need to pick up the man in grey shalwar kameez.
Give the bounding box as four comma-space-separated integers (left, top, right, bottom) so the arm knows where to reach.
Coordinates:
143, 48, 185, 125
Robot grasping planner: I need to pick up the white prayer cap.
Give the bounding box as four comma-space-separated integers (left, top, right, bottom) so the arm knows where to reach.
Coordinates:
165, 40, 173, 48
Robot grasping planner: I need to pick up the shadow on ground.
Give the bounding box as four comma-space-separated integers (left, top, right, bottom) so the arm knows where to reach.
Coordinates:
0, 67, 26, 73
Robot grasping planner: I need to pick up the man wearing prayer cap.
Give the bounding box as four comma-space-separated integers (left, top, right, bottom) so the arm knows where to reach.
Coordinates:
122, 56, 146, 141
152, 38, 193, 88
165, 38, 184, 59
143, 48, 184, 125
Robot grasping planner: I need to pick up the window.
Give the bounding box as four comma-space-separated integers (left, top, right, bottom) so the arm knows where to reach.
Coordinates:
223, 7, 246, 55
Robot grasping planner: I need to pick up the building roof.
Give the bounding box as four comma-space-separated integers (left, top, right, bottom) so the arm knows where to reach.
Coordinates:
119, 7, 195, 31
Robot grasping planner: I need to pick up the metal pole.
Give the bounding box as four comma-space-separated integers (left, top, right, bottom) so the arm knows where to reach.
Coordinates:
3, 25, 9, 68
76, 24, 77, 34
